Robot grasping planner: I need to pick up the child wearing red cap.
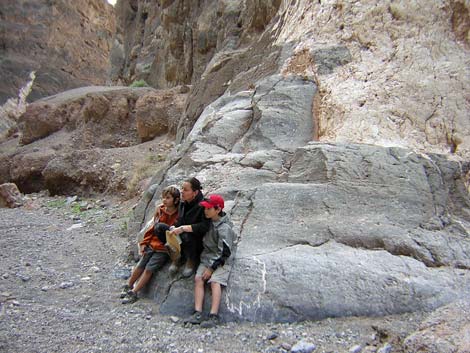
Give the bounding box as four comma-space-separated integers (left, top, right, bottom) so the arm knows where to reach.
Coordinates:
184, 194, 236, 328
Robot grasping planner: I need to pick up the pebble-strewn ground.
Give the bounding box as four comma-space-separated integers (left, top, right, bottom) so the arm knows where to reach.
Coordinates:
0, 194, 424, 353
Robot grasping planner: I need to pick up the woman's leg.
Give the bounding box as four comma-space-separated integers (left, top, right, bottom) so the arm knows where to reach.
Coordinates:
181, 233, 203, 269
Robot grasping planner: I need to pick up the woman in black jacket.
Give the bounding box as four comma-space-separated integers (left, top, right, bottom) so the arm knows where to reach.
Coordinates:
169, 177, 210, 277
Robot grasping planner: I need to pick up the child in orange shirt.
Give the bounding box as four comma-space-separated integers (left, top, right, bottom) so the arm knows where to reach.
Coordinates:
121, 185, 180, 304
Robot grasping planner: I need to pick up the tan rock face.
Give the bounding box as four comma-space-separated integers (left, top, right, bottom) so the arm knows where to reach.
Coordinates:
275, 0, 470, 159
18, 101, 82, 145
10, 149, 57, 193
1, 86, 187, 195
17, 86, 187, 148
135, 86, 188, 141
0, 0, 115, 104
404, 300, 470, 353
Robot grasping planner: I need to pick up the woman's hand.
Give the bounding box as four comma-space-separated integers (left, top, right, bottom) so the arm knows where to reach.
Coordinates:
171, 225, 190, 235
173, 226, 184, 235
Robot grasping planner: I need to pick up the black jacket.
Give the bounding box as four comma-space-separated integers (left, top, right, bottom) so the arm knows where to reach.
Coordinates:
176, 191, 210, 236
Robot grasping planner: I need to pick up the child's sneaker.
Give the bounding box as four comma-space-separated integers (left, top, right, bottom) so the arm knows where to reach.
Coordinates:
119, 284, 131, 298
121, 290, 138, 304
184, 310, 203, 325
200, 313, 220, 328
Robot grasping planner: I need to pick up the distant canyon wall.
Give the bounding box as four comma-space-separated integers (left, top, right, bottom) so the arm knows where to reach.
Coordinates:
111, 0, 470, 159
0, 0, 115, 104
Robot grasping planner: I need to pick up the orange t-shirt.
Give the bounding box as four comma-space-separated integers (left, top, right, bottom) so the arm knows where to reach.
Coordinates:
140, 205, 178, 252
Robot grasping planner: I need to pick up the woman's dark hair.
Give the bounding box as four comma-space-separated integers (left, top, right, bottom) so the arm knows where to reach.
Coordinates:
185, 177, 202, 191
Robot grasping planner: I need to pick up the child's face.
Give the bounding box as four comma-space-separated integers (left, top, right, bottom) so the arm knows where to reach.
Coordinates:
162, 193, 175, 208
204, 206, 219, 220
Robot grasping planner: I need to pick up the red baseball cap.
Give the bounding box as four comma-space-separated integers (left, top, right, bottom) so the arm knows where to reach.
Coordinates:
200, 194, 225, 209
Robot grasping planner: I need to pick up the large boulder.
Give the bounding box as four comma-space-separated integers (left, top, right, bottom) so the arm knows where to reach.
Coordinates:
10, 148, 57, 193
130, 73, 470, 322
135, 86, 188, 141
1, 86, 187, 196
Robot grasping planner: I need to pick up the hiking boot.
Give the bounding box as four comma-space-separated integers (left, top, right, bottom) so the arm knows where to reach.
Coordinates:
182, 260, 195, 278
121, 290, 138, 304
168, 261, 179, 275
184, 310, 203, 325
200, 314, 220, 328
119, 284, 131, 298
165, 242, 181, 263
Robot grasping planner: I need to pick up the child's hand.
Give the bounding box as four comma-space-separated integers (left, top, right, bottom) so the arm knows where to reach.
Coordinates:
139, 245, 145, 255
202, 268, 213, 281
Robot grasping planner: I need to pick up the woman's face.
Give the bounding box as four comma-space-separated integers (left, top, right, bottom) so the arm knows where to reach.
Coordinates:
181, 182, 198, 202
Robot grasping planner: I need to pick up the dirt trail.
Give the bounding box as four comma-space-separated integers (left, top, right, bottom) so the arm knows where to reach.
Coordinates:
0, 194, 423, 353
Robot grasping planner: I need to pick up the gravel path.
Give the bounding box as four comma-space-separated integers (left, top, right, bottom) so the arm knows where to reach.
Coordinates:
0, 194, 424, 353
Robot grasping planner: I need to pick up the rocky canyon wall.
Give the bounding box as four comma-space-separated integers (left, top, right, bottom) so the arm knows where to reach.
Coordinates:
0, 0, 115, 104
0, 0, 469, 325
122, 0, 470, 322
112, 0, 470, 159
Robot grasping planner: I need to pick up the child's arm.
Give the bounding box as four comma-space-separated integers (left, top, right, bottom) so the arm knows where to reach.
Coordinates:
153, 203, 163, 222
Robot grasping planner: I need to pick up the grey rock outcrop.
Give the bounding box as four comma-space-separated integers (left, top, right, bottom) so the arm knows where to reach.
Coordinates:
120, 3, 469, 323
130, 73, 470, 322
